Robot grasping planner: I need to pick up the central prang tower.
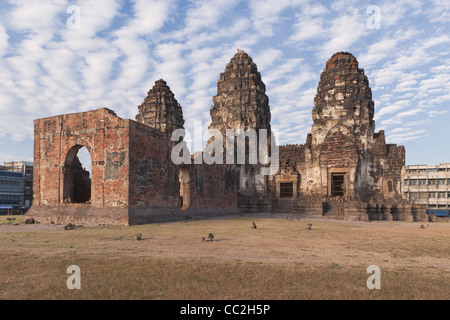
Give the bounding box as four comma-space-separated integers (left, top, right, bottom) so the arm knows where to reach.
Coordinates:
209, 49, 271, 136
208, 49, 273, 197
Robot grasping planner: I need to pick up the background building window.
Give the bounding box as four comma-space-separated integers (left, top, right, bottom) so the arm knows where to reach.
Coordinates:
419, 192, 428, 199
409, 192, 419, 200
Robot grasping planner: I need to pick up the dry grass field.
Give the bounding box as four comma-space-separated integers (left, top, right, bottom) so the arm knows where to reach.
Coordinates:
0, 214, 448, 300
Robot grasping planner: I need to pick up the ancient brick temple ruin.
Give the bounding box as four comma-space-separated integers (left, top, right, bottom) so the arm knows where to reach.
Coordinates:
28, 87, 239, 225
27, 50, 427, 225
264, 52, 425, 221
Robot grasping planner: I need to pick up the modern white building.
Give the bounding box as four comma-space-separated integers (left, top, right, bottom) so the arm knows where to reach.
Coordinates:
402, 163, 450, 209
0, 161, 34, 213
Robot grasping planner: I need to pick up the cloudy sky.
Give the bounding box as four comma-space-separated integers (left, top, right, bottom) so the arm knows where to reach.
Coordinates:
0, 0, 449, 167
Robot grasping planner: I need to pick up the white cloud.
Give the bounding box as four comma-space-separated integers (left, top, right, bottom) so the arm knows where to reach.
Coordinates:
183, 0, 240, 34
290, 17, 327, 42
249, 0, 303, 37
269, 72, 315, 98
370, 32, 449, 92
263, 58, 304, 84
129, 0, 174, 35
379, 0, 423, 27
419, 73, 450, 92
428, 110, 448, 117
0, 152, 33, 164
0, 23, 9, 57
154, 42, 187, 84
6, 0, 66, 32
111, 35, 152, 89
82, 48, 120, 88
394, 79, 418, 92
71, 0, 121, 37
387, 128, 428, 144
396, 108, 424, 118
391, 48, 431, 70
359, 38, 398, 67
375, 104, 405, 120
254, 49, 283, 71
319, 12, 367, 59
0, 0, 449, 164
431, 62, 450, 73
426, 0, 450, 23
422, 35, 450, 48
330, 0, 359, 12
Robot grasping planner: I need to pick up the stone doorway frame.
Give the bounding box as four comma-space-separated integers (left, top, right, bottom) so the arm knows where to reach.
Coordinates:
327, 167, 350, 198
275, 174, 298, 199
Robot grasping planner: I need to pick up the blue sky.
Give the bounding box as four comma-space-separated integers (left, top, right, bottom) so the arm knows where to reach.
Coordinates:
0, 0, 449, 167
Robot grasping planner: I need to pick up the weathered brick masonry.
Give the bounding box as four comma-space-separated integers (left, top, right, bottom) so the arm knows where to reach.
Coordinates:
29, 108, 130, 224
264, 52, 424, 221
28, 106, 239, 225
27, 50, 427, 225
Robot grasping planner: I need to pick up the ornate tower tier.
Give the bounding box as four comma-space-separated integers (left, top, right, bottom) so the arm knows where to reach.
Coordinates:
136, 79, 185, 137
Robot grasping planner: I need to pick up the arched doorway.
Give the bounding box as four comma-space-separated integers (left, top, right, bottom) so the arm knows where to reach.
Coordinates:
63, 145, 92, 204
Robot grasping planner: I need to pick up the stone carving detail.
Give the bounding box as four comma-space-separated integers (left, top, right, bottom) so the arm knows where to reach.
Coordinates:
208, 49, 271, 142
136, 79, 185, 137
312, 51, 375, 150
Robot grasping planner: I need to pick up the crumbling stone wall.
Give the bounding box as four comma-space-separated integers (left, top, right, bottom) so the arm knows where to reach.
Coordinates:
180, 161, 239, 213
32, 108, 130, 208
318, 126, 360, 168
128, 120, 178, 211
279, 145, 306, 174
29, 108, 131, 224
29, 105, 240, 225
131, 79, 240, 224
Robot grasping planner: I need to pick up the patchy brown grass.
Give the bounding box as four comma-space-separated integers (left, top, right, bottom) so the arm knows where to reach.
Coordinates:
0, 215, 448, 300
0, 215, 25, 225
